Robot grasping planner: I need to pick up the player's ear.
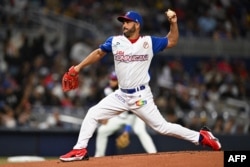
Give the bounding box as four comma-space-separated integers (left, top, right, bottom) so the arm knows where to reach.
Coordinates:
135, 22, 140, 29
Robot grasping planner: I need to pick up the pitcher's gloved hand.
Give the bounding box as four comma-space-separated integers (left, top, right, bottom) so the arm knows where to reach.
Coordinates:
62, 66, 79, 92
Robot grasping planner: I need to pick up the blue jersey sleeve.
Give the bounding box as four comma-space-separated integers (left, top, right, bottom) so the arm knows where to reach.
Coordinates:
99, 36, 113, 53
151, 36, 168, 54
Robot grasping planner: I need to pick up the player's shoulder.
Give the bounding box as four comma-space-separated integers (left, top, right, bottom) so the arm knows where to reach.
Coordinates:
140, 35, 152, 40
137, 35, 153, 45
112, 35, 130, 43
113, 35, 126, 39
140, 35, 151, 38
114, 35, 123, 37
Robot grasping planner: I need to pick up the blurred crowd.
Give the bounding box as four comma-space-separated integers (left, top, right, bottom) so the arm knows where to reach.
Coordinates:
0, 0, 250, 134
39, 0, 250, 39
1, 0, 250, 38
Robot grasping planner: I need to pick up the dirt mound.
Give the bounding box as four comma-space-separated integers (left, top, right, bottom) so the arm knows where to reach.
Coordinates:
2, 151, 223, 167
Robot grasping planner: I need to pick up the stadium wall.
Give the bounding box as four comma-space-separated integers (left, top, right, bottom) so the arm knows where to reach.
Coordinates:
0, 130, 249, 157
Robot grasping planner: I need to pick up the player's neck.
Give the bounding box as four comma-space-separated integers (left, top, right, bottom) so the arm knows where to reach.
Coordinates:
128, 34, 140, 43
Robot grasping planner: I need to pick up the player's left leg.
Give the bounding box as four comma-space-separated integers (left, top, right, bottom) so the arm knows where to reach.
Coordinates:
60, 91, 128, 161
131, 88, 221, 150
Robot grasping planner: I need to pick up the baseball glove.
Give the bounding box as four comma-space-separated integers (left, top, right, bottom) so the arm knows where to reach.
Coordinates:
62, 66, 79, 92
116, 132, 130, 149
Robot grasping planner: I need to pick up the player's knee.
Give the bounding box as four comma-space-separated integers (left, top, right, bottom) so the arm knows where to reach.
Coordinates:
88, 106, 103, 119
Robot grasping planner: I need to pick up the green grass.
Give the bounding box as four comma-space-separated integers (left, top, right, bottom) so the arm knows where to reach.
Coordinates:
0, 157, 8, 164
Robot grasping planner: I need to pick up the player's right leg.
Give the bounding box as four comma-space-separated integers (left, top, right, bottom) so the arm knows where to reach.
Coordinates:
59, 91, 129, 162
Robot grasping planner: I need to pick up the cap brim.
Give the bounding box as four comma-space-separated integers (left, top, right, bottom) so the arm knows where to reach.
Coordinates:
117, 16, 134, 23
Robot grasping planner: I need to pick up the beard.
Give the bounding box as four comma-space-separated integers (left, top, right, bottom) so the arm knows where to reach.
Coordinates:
123, 25, 136, 38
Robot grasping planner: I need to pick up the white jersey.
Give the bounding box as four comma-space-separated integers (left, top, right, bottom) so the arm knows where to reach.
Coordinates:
112, 36, 153, 88
100, 35, 167, 89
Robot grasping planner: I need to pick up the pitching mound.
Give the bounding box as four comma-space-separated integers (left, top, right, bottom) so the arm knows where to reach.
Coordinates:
2, 151, 223, 167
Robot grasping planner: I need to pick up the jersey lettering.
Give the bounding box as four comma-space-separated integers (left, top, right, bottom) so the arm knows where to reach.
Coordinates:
114, 54, 148, 62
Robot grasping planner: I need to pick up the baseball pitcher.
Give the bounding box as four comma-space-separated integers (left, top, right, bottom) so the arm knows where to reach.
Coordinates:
60, 9, 221, 162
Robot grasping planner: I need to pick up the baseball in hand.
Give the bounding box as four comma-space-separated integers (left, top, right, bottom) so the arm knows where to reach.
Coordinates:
166, 9, 177, 22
